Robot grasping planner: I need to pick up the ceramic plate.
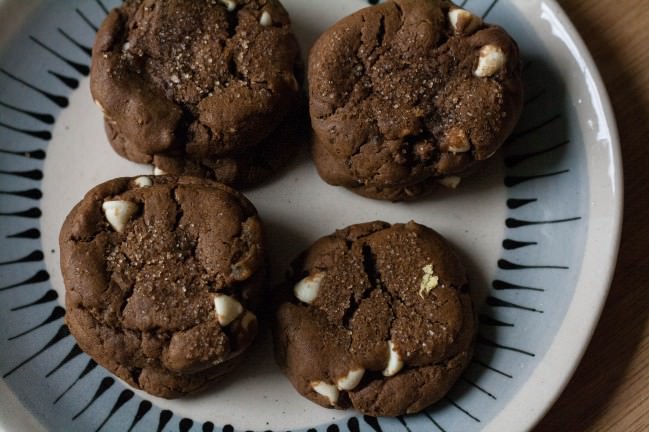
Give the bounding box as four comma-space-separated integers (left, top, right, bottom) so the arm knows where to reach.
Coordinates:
0, 0, 622, 431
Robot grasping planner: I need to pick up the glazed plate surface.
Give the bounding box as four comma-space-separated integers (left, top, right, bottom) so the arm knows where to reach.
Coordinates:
0, 0, 622, 431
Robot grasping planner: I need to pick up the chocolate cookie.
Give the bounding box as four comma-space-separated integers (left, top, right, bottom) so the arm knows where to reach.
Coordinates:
60, 176, 266, 398
91, 0, 303, 184
273, 221, 475, 416
308, 0, 523, 200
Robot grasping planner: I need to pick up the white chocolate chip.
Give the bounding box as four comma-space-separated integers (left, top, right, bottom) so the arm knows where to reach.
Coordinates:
311, 381, 339, 405
102, 200, 138, 233
444, 128, 471, 153
94, 99, 106, 114
293, 272, 325, 304
437, 176, 462, 189
383, 341, 404, 377
220, 0, 237, 12
474, 44, 506, 77
213, 294, 244, 326
153, 166, 167, 176
134, 176, 152, 188
336, 368, 365, 391
448, 8, 482, 35
419, 264, 439, 297
122, 41, 131, 52
259, 11, 272, 26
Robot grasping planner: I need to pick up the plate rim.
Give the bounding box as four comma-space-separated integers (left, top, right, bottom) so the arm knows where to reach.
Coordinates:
487, 0, 623, 430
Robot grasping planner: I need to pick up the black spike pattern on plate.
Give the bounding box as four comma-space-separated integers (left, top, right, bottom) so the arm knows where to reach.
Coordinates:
95, 389, 134, 432
471, 358, 513, 379
3, 325, 70, 378
10, 289, 57, 311
6, 228, 42, 239
0, 120, 51, 141
477, 335, 535, 357
462, 378, 497, 400
0, 68, 69, 107
9, 306, 65, 340
0, 0, 586, 430
54, 359, 98, 404
45, 343, 83, 377
364, 415, 383, 432
0, 207, 42, 218
0, 99, 55, 124
127, 400, 152, 432
492, 279, 544, 292
0, 250, 44, 266
502, 239, 537, 250
0, 148, 47, 159
445, 398, 481, 423
0, 269, 49, 291
0, 169, 44, 180
28, 36, 90, 76
423, 411, 447, 432
72, 376, 115, 420
0, 188, 43, 200
48, 70, 80, 89
156, 409, 173, 432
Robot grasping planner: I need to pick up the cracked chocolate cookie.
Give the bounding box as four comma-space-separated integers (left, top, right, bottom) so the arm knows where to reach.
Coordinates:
91, 0, 303, 186
273, 221, 476, 416
60, 176, 266, 398
308, 0, 523, 200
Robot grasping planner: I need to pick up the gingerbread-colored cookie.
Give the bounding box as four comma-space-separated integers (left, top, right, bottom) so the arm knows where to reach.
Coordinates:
309, 0, 522, 200
273, 221, 476, 416
60, 176, 266, 398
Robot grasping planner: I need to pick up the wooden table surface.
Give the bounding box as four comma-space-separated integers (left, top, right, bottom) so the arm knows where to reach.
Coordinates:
533, 0, 649, 431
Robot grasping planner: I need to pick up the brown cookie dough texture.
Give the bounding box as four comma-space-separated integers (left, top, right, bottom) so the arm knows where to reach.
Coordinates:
273, 221, 476, 416
91, 0, 304, 186
308, 0, 523, 200
60, 176, 266, 398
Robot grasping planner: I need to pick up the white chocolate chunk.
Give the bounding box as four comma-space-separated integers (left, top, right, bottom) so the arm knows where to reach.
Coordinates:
474, 44, 506, 77
437, 176, 462, 189
260, 11, 272, 26
102, 200, 138, 233
134, 176, 152, 188
383, 341, 404, 377
445, 129, 471, 153
153, 166, 167, 176
94, 99, 106, 114
311, 381, 339, 405
293, 272, 325, 304
448, 8, 482, 35
336, 368, 365, 391
419, 264, 439, 297
213, 294, 244, 326
220, 0, 237, 12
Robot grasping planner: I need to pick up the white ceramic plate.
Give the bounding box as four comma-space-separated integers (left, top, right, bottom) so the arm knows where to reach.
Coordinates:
0, 0, 622, 431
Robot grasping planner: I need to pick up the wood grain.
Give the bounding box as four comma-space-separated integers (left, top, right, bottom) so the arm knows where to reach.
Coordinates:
535, 0, 649, 430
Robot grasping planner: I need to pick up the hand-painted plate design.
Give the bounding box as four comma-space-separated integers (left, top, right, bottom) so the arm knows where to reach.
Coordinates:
0, 0, 621, 431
